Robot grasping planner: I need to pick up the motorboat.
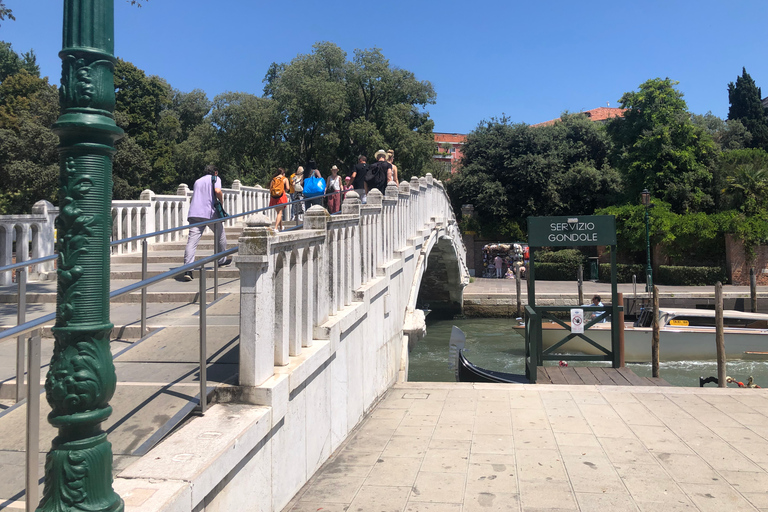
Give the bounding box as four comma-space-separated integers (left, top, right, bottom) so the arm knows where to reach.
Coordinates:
449, 326, 528, 383
511, 308, 768, 362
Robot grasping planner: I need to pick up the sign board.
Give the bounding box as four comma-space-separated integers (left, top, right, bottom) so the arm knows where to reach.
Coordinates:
570, 309, 584, 334
527, 215, 617, 247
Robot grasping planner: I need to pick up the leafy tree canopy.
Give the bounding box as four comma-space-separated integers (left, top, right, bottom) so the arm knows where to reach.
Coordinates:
0, 41, 39, 83
447, 113, 620, 231
727, 67, 768, 150
607, 77, 716, 213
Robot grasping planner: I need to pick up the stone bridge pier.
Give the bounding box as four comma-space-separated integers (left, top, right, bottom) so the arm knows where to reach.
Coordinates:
113, 175, 469, 512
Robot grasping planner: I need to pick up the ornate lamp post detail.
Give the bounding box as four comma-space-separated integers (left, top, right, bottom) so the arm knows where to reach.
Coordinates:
41, 0, 124, 510
641, 188, 653, 293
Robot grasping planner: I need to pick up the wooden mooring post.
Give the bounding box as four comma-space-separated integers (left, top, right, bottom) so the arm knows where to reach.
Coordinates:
577, 265, 584, 306
515, 266, 522, 317
618, 292, 625, 367
750, 268, 757, 313
652, 285, 660, 378
716, 281, 726, 387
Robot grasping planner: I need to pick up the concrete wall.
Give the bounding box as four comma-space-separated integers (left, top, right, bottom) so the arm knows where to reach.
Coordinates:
113, 176, 469, 512
725, 234, 768, 285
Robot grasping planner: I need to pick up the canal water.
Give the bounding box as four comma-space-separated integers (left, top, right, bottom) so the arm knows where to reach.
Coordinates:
408, 317, 768, 388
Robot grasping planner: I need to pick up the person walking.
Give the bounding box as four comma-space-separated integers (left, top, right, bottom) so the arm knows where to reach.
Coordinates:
494, 255, 503, 279
182, 165, 231, 282
386, 149, 399, 184
269, 167, 290, 231
350, 155, 368, 203
326, 165, 342, 213
290, 166, 304, 221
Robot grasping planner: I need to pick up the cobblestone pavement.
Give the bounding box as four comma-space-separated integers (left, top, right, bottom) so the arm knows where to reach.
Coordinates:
285, 382, 768, 512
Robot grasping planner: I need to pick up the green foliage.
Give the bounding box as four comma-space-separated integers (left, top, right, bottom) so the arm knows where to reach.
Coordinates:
536, 249, 584, 265
607, 78, 716, 213
0, 3, 14, 25
728, 68, 768, 150
598, 263, 646, 283
0, 41, 38, 82
447, 113, 620, 228
533, 262, 580, 281
656, 265, 728, 286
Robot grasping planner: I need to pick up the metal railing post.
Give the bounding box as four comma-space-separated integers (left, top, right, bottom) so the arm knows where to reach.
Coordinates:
198, 265, 207, 414
213, 259, 219, 301
25, 328, 41, 510
16, 268, 27, 402
141, 239, 148, 335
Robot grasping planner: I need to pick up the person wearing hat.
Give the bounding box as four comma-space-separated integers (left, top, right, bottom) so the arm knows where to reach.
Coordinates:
365, 149, 392, 195
326, 164, 342, 213
343, 175, 353, 200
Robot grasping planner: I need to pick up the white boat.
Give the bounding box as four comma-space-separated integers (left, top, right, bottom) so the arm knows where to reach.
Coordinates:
512, 308, 768, 362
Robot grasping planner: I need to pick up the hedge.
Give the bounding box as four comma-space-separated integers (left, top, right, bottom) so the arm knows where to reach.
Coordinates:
598, 263, 646, 283
533, 262, 580, 281
656, 265, 728, 286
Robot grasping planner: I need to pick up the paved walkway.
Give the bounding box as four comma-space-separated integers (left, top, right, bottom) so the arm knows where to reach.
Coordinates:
285, 382, 768, 512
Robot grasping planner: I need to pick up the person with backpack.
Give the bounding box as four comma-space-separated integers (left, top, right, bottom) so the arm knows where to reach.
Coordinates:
181, 165, 232, 281
269, 167, 290, 231
365, 149, 392, 195
290, 166, 304, 221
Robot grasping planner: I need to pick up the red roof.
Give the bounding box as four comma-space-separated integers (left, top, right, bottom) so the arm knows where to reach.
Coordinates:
533, 107, 626, 127
434, 132, 467, 144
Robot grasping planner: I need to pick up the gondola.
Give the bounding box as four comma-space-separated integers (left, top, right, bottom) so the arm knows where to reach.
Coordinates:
449, 326, 528, 384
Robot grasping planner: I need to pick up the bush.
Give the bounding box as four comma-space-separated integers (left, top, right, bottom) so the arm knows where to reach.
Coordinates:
533, 262, 581, 281
656, 265, 728, 286
537, 249, 584, 265
598, 263, 646, 283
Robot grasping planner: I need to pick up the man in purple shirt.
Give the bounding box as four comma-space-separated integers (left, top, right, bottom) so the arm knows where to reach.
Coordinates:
182, 165, 231, 281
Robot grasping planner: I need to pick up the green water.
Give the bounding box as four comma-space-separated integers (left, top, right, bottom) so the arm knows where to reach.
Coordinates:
409, 317, 768, 388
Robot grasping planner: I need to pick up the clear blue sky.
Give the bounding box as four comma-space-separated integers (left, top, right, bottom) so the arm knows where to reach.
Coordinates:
3, 0, 767, 134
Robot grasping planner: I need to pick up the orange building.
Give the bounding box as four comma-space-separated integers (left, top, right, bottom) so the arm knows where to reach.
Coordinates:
433, 132, 467, 174
532, 106, 626, 127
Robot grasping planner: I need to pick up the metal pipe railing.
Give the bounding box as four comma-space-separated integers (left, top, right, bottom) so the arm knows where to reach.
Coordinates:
2, 188, 346, 506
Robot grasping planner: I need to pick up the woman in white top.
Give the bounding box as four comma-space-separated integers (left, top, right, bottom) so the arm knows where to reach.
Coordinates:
326, 165, 342, 213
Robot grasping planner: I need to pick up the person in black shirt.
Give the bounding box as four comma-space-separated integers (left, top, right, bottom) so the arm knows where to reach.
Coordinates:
350, 155, 368, 203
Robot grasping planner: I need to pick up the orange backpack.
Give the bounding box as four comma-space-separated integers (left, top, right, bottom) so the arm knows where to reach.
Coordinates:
270, 176, 285, 198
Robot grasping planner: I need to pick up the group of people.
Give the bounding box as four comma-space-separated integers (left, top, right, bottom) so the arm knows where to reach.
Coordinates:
267, 149, 399, 231
179, 149, 400, 280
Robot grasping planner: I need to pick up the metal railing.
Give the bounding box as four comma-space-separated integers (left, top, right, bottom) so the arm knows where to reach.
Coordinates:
0, 189, 344, 509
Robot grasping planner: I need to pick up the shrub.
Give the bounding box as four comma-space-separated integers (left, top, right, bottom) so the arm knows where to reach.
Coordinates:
537, 249, 584, 265
533, 262, 580, 281
656, 265, 728, 286
598, 263, 646, 283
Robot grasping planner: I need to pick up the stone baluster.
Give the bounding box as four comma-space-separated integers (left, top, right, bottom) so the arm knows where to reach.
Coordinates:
409, 177, 420, 236
343, 192, 362, 292
419, 177, 428, 227
366, 189, 383, 276
301, 243, 315, 348
399, 182, 410, 252
236, 214, 276, 385
288, 248, 302, 356
305, 205, 329, 332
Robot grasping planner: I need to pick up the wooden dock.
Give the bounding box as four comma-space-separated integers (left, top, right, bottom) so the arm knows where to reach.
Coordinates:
536, 366, 670, 386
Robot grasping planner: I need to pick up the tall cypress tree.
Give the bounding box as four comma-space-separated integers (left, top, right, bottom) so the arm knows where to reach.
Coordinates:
728, 67, 768, 150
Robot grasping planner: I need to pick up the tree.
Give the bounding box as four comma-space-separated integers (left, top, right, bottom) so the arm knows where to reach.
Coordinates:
727, 68, 768, 150
0, 41, 39, 83
0, 2, 14, 25
263, 43, 436, 176
447, 113, 620, 233
607, 78, 716, 213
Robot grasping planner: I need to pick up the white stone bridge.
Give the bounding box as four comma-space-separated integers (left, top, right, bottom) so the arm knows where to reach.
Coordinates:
2, 174, 469, 511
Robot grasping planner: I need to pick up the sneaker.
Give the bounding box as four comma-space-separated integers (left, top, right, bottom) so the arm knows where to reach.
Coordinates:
182, 271, 193, 282
219, 258, 233, 267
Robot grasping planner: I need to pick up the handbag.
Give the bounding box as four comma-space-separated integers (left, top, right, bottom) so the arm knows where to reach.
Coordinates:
303, 176, 326, 197
211, 175, 229, 218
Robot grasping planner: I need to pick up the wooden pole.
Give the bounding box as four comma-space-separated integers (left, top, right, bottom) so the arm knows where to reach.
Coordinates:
716, 281, 726, 387
577, 265, 583, 306
652, 285, 660, 378
618, 292, 625, 367
516, 265, 522, 317
750, 268, 757, 313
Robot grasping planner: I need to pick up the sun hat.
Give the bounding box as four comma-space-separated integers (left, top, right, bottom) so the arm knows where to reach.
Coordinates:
375, 149, 387, 158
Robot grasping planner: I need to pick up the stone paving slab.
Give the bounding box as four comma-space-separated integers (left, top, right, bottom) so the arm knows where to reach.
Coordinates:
284, 383, 768, 512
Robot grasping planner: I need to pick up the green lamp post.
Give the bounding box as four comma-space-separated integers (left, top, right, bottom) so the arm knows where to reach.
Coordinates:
40, 0, 124, 510
641, 188, 652, 293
